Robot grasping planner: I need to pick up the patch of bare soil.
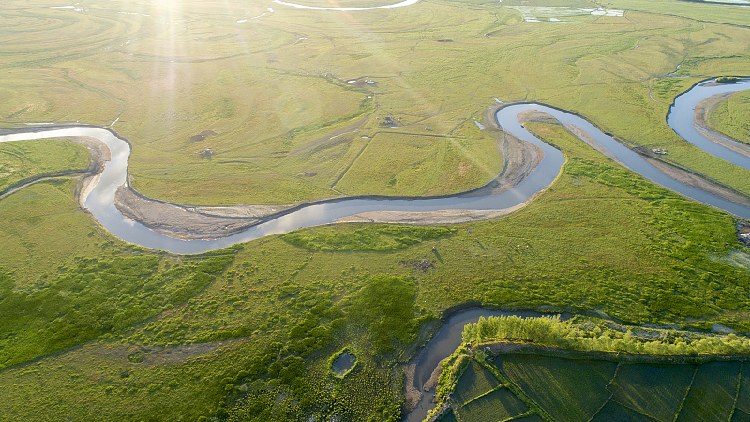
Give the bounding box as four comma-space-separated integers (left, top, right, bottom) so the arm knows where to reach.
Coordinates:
399, 259, 436, 273
114, 186, 265, 240
694, 93, 750, 158
189, 129, 216, 142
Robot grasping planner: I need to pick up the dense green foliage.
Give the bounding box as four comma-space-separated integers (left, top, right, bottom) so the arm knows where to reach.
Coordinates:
463, 315, 750, 355
281, 225, 455, 251
348, 274, 418, 352
0, 254, 233, 368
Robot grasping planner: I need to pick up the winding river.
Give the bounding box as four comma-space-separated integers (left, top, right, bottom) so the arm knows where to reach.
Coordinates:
1, 81, 749, 420
0, 79, 748, 256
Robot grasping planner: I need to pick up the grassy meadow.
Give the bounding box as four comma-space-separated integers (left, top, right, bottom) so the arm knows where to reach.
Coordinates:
709, 90, 750, 145
3, 116, 750, 420
2, 0, 750, 420
2, 0, 750, 203
0, 139, 89, 194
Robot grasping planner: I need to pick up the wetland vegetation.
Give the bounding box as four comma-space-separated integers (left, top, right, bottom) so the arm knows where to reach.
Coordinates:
2, 0, 750, 421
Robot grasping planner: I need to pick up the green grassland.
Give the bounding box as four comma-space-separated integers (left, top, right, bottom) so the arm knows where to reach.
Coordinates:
455, 387, 529, 422
2, 0, 750, 204
709, 90, 750, 145
677, 361, 741, 422
4, 116, 750, 420
452, 361, 501, 406
3, 0, 750, 420
0, 139, 89, 194
608, 363, 696, 421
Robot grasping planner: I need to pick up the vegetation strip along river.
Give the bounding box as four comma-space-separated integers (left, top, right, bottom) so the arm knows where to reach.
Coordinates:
0, 79, 748, 254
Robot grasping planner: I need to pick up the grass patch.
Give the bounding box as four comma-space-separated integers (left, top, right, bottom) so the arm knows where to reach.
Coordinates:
498, 354, 616, 422
452, 361, 501, 406
733, 362, 750, 414
281, 224, 455, 251
0, 138, 88, 193
709, 90, 750, 145
590, 399, 656, 422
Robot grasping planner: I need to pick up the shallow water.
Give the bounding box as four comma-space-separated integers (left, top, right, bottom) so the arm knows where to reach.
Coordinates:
331, 352, 356, 377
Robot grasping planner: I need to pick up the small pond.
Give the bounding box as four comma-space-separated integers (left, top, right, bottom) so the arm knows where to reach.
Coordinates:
332, 351, 356, 377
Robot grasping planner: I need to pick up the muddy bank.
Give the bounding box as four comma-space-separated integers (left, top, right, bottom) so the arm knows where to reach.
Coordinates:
66, 136, 112, 208
113, 186, 267, 240
694, 92, 750, 159
335, 202, 528, 225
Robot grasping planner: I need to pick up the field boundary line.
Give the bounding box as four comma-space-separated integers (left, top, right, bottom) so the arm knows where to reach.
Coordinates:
477, 357, 557, 422
671, 365, 698, 422
728, 361, 744, 421
459, 383, 505, 408
586, 395, 614, 422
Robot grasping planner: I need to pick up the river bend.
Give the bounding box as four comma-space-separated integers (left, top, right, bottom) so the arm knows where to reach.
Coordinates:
0, 79, 748, 254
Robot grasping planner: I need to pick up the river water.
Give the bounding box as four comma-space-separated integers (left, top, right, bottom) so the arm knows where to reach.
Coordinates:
0, 79, 748, 253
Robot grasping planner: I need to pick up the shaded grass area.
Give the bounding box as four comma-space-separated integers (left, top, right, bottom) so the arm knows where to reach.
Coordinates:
590, 399, 658, 422
455, 387, 528, 422
709, 90, 750, 145
0, 139, 89, 193
734, 361, 750, 414
607, 363, 696, 422
677, 361, 741, 422
452, 361, 501, 406
438, 348, 750, 422
498, 354, 616, 422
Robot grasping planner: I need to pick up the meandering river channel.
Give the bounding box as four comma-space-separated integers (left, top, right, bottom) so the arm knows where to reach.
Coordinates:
1, 80, 749, 420
1, 79, 748, 254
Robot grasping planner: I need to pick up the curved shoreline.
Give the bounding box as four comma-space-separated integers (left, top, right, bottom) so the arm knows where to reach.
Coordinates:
1, 79, 749, 253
